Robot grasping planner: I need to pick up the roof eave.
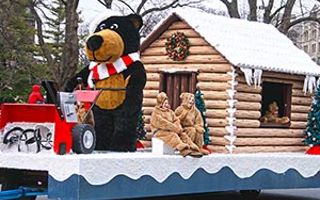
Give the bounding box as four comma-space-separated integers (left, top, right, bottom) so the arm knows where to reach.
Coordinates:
140, 13, 181, 52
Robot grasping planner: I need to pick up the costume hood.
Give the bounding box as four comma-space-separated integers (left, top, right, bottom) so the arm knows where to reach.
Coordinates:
156, 92, 168, 107
32, 85, 41, 92
180, 92, 194, 107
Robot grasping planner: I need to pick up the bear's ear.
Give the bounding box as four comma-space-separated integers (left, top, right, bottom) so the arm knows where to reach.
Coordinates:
127, 14, 143, 30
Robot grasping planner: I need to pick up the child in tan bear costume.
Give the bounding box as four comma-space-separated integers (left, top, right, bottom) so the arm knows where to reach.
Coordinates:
260, 101, 290, 124
175, 93, 209, 155
150, 92, 203, 157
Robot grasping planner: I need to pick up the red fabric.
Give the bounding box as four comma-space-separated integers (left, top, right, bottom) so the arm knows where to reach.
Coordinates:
27, 85, 44, 104
106, 63, 117, 75
84, 102, 91, 111
122, 55, 133, 66
89, 54, 136, 83
203, 145, 212, 154
306, 145, 320, 155
136, 140, 144, 149
92, 63, 100, 80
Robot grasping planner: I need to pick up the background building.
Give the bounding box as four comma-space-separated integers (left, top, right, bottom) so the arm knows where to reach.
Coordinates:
294, 6, 320, 65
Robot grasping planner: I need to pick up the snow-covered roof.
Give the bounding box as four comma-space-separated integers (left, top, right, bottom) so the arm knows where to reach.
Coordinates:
141, 8, 320, 77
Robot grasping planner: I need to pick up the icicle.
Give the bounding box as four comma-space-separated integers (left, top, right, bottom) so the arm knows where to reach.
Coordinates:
308, 76, 316, 93
240, 68, 253, 85
316, 78, 320, 91
304, 76, 309, 94
304, 75, 316, 94
253, 69, 263, 88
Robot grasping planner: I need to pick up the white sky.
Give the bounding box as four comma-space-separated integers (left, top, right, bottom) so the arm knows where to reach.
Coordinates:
77, 0, 320, 24
78, 0, 107, 23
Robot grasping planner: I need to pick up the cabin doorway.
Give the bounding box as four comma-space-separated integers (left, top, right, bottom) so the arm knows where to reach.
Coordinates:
159, 71, 197, 110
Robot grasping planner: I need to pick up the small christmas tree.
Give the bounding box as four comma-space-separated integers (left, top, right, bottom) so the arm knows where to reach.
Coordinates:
195, 89, 211, 145
304, 85, 320, 154
136, 110, 147, 140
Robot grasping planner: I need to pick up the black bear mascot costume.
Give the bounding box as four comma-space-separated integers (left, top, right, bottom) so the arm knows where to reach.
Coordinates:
66, 11, 146, 152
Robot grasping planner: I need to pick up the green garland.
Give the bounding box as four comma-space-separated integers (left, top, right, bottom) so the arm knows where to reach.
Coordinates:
165, 31, 190, 61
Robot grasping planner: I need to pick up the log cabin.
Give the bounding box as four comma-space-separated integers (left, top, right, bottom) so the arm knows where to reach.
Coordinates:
140, 8, 320, 153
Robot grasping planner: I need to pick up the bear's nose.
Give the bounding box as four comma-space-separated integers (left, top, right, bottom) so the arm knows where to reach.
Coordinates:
86, 35, 104, 51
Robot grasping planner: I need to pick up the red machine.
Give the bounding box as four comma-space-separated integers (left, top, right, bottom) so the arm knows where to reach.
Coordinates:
0, 90, 98, 155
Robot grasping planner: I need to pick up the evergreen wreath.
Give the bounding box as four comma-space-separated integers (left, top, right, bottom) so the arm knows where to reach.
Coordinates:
165, 31, 190, 61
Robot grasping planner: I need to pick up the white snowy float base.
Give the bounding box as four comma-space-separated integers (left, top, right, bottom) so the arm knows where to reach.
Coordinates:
0, 152, 320, 186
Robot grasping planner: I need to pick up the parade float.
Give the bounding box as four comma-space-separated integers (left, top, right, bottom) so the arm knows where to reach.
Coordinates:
1, 8, 320, 200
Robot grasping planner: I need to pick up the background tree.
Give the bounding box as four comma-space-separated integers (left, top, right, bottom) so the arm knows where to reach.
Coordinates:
97, 0, 114, 9
218, 0, 320, 34
0, 0, 38, 102
136, 110, 147, 140
97, 0, 202, 37
29, 0, 80, 89
304, 85, 320, 154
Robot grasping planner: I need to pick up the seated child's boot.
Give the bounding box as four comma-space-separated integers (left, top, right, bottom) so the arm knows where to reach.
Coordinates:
176, 143, 189, 151
189, 150, 203, 158
180, 149, 192, 157
200, 148, 210, 155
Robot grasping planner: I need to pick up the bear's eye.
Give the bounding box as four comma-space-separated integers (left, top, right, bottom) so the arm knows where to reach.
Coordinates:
110, 24, 119, 30
99, 24, 106, 30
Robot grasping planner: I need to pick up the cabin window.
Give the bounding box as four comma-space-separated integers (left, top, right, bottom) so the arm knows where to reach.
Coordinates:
159, 71, 197, 110
260, 82, 292, 128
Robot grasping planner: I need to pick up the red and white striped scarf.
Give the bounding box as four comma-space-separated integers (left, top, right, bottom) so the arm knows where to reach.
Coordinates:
87, 52, 140, 88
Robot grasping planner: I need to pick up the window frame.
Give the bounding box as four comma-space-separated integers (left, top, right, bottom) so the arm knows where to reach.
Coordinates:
259, 81, 292, 129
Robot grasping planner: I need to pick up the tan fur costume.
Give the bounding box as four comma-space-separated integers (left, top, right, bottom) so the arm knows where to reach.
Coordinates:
150, 92, 202, 157
260, 101, 290, 124
175, 93, 208, 154
76, 103, 95, 126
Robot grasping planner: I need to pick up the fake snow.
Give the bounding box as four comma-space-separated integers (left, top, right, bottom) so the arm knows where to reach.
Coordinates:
0, 152, 320, 186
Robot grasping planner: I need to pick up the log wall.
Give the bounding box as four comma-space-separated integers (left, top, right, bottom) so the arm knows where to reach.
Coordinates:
232, 70, 312, 153
141, 20, 312, 154
141, 20, 231, 152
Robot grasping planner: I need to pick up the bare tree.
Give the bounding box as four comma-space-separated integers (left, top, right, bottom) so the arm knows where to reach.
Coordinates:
29, 0, 80, 89
219, 0, 320, 34
97, 0, 202, 37
97, 0, 113, 9
60, 0, 80, 88
220, 0, 241, 18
